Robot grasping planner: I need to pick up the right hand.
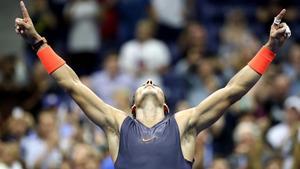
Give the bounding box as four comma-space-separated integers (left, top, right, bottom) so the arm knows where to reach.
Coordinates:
15, 1, 42, 45
265, 9, 291, 53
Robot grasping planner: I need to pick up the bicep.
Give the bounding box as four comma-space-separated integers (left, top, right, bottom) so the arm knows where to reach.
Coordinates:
188, 88, 233, 132
185, 66, 260, 132
52, 65, 127, 131
71, 82, 127, 131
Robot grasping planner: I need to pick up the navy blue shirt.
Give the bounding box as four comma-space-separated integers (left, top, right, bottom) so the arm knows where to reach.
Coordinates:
114, 115, 192, 169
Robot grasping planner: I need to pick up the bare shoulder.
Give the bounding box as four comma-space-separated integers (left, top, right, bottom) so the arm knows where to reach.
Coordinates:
101, 105, 128, 133
174, 108, 196, 137
111, 107, 129, 132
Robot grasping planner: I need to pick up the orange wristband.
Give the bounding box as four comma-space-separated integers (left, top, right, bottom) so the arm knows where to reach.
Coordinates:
37, 45, 66, 74
248, 47, 276, 75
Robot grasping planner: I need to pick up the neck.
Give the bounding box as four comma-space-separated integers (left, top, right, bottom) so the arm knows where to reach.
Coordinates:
136, 96, 165, 128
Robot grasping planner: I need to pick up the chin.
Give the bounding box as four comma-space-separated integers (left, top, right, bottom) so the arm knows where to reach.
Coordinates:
142, 93, 164, 105
141, 91, 158, 99
135, 87, 164, 106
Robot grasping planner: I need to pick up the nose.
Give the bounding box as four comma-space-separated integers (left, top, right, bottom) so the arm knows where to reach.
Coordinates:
146, 79, 153, 85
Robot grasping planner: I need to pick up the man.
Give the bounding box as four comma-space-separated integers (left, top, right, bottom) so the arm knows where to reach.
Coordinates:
21, 110, 61, 169
119, 19, 170, 85
15, 1, 291, 169
267, 96, 300, 169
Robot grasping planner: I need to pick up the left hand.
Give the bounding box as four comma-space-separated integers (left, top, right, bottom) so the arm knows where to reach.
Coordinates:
15, 1, 42, 45
265, 9, 291, 53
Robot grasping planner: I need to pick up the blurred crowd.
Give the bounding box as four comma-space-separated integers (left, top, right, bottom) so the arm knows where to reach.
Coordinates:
1, 0, 300, 169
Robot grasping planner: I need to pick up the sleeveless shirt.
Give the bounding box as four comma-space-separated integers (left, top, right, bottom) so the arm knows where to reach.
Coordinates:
114, 115, 192, 169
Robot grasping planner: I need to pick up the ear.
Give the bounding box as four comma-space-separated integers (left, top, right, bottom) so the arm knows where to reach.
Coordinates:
163, 104, 170, 114
131, 105, 136, 116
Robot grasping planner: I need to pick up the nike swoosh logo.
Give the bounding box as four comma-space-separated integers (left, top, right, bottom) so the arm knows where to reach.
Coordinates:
142, 137, 156, 142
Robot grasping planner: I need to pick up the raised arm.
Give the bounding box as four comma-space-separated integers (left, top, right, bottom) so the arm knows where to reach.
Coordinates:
52, 65, 127, 131
176, 9, 291, 134
15, 1, 127, 132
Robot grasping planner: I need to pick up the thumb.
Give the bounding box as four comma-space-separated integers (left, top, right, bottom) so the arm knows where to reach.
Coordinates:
273, 26, 286, 38
15, 18, 30, 28
277, 27, 287, 34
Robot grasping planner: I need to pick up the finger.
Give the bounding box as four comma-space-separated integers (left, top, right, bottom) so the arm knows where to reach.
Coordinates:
20, 1, 30, 19
281, 23, 291, 38
16, 29, 22, 35
275, 9, 286, 21
280, 22, 288, 31
276, 27, 287, 35
277, 23, 285, 28
273, 9, 286, 26
15, 28, 20, 34
15, 18, 29, 28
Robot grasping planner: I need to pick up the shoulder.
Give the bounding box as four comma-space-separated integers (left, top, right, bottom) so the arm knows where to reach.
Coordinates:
174, 108, 195, 123
116, 116, 137, 133
174, 108, 196, 136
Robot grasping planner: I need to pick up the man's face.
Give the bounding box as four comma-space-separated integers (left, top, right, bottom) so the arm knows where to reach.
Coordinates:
136, 20, 154, 41
104, 54, 119, 76
134, 80, 165, 107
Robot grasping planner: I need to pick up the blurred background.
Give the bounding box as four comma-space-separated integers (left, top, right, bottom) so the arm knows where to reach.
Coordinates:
1, 0, 300, 169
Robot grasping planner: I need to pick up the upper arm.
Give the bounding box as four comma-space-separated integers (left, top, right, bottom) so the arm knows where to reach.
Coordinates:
175, 87, 233, 134
176, 66, 261, 134
52, 65, 127, 132
70, 81, 127, 131
190, 87, 233, 131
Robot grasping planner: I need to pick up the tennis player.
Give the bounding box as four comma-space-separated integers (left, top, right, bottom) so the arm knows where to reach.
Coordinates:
15, 1, 291, 168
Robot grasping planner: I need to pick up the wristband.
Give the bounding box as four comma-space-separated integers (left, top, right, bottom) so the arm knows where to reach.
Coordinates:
37, 45, 66, 74
32, 37, 47, 52
248, 47, 276, 75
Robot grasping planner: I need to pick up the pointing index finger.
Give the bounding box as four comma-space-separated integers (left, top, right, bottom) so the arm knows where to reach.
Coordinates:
275, 9, 286, 21
20, 1, 30, 19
